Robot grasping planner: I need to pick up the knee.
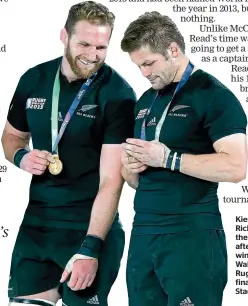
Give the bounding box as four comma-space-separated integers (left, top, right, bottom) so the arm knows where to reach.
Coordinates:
9, 297, 56, 306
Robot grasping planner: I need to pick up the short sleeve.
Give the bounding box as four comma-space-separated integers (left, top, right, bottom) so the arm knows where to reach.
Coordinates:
7, 70, 33, 132
103, 89, 136, 144
204, 89, 247, 143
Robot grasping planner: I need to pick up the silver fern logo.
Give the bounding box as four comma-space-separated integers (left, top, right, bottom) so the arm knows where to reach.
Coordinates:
170, 105, 190, 112
77, 104, 98, 118
168, 105, 190, 118
78, 105, 98, 112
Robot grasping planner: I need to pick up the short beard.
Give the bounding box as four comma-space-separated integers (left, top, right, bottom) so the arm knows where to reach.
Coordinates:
157, 59, 178, 89
65, 44, 103, 79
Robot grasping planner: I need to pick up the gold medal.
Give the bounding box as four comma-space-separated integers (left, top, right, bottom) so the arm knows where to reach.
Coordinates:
48, 154, 63, 175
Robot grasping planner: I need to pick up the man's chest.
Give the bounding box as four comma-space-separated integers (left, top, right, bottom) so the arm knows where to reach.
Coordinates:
25, 83, 103, 148
134, 94, 208, 150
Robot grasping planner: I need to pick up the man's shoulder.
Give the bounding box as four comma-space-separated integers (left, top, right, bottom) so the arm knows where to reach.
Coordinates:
187, 69, 242, 117
22, 57, 61, 80
182, 69, 239, 108
101, 63, 135, 95
136, 87, 154, 107
191, 69, 231, 95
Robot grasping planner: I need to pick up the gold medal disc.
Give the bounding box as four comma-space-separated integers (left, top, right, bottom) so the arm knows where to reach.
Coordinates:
48, 154, 63, 175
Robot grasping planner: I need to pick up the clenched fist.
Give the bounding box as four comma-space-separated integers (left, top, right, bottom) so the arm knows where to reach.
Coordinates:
20, 149, 54, 175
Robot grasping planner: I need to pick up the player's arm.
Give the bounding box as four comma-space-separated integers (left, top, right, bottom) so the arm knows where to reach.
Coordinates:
1, 122, 52, 175
60, 145, 124, 290
61, 88, 136, 291
124, 88, 247, 183
87, 144, 124, 239
180, 133, 247, 183
1, 70, 53, 174
179, 89, 247, 183
124, 133, 247, 183
2, 71, 31, 163
86, 87, 136, 237
1, 120, 30, 163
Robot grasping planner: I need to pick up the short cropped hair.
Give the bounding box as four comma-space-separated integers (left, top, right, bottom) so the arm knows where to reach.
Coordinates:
65, 1, 115, 36
121, 12, 185, 55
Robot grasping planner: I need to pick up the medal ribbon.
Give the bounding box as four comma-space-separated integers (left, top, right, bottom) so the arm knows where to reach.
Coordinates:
51, 65, 97, 154
140, 61, 194, 141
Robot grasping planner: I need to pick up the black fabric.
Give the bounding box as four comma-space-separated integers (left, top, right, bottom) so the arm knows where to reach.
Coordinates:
7, 57, 136, 229
127, 230, 227, 306
133, 69, 247, 234
8, 225, 125, 306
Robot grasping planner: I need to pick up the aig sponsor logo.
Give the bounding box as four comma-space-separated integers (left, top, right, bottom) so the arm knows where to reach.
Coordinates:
26, 98, 46, 110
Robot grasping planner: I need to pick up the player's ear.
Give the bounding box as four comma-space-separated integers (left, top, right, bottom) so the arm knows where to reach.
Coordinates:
168, 42, 180, 58
60, 28, 69, 46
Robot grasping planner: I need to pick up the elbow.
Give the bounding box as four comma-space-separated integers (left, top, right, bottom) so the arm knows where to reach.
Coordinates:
127, 180, 138, 190
1, 135, 7, 160
1, 133, 4, 149
230, 164, 247, 183
99, 175, 124, 194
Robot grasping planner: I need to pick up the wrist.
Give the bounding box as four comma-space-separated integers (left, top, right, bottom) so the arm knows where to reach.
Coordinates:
78, 235, 104, 259
163, 151, 183, 172
13, 148, 29, 168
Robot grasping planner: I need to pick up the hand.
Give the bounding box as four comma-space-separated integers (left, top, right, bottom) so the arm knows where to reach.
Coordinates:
121, 146, 147, 174
60, 255, 98, 291
20, 149, 54, 175
123, 138, 170, 168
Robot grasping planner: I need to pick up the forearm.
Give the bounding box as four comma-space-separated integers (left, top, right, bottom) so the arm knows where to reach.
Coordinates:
180, 152, 246, 183
121, 167, 139, 189
1, 131, 29, 163
87, 180, 124, 240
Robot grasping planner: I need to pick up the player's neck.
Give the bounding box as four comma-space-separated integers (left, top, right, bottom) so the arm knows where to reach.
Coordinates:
61, 56, 79, 83
173, 57, 191, 82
